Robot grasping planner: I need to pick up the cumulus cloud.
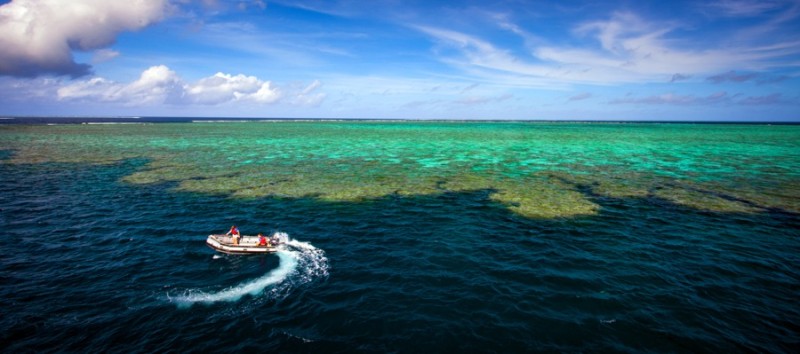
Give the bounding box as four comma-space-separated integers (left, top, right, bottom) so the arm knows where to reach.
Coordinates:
186, 72, 279, 105
0, 76, 62, 101
57, 65, 323, 107
58, 65, 182, 105
0, 0, 169, 77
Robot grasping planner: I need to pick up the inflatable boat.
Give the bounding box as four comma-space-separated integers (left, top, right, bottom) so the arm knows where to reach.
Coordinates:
206, 233, 283, 255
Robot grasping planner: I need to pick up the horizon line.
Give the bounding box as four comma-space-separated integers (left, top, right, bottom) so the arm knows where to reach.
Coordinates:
1, 116, 799, 125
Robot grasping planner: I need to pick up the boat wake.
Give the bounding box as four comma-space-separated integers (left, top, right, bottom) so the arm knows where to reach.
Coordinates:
172, 235, 328, 308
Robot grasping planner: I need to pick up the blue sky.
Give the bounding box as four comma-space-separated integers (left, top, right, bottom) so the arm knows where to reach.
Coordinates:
1, 0, 799, 120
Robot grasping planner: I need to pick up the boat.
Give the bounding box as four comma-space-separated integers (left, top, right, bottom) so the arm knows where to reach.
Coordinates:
206, 233, 283, 255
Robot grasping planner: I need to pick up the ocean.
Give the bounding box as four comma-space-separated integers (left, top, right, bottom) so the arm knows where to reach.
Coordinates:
1, 120, 798, 352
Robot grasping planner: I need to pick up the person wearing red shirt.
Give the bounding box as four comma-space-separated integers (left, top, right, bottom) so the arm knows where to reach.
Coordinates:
226, 225, 241, 245
257, 233, 269, 247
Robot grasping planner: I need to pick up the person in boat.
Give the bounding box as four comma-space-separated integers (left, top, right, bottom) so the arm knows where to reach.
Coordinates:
257, 233, 270, 247
226, 225, 241, 245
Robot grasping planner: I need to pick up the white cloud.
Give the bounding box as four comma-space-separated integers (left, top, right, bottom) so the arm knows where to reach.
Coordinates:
414, 26, 556, 84
454, 93, 513, 105
0, 76, 63, 101
608, 91, 797, 106
91, 49, 121, 64
289, 80, 326, 106
540, 11, 751, 78
610, 91, 731, 105
58, 65, 182, 105
186, 72, 280, 104
56, 77, 116, 101
0, 0, 169, 77
56, 65, 324, 107
705, 0, 785, 17
249, 81, 282, 103
122, 65, 184, 105
415, 10, 800, 87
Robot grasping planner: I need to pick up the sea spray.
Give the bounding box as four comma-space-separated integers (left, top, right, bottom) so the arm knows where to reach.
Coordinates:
283, 238, 329, 282
173, 236, 328, 308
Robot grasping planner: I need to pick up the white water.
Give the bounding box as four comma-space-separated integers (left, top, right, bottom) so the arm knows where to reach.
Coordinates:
173, 236, 328, 308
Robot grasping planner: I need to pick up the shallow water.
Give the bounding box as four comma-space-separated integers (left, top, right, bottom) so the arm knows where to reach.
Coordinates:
1, 121, 798, 352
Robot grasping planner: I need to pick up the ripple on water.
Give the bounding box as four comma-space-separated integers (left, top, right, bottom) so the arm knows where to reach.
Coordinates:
1, 123, 799, 352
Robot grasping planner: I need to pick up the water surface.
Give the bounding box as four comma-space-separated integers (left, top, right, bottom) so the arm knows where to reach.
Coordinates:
1, 121, 798, 352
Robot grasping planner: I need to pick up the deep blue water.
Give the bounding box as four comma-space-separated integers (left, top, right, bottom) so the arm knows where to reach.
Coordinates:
1, 158, 799, 353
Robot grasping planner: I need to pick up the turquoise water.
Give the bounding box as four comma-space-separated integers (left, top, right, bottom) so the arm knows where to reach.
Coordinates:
1, 121, 799, 352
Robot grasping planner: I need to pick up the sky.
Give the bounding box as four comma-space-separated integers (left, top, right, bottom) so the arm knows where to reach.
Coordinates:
0, 0, 799, 121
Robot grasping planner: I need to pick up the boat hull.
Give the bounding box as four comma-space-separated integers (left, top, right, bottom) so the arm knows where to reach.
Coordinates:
206, 234, 279, 255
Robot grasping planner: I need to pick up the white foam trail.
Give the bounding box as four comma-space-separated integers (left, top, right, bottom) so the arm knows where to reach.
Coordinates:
273, 231, 290, 244
283, 239, 329, 281
173, 236, 328, 308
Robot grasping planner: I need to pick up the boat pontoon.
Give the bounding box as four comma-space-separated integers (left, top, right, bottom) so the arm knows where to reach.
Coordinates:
206, 234, 282, 255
